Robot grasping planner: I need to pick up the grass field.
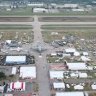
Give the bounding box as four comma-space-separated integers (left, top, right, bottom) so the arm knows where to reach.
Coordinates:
1, 7, 96, 16
0, 29, 33, 43
0, 24, 32, 29
42, 29, 96, 43
41, 25, 96, 30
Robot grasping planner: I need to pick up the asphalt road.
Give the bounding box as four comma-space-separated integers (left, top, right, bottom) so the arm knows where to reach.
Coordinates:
33, 16, 50, 96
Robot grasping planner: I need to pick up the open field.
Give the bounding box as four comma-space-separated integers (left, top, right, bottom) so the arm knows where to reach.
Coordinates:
41, 25, 96, 30
39, 16, 96, 22
0, 24, 32, 29
0, 29, 33, 43
1, 7, 96, 16
42, 29, 96, 43
0, 16, 33, 22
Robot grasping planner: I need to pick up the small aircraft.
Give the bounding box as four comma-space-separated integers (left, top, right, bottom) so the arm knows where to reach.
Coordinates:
31, 42, 47, 54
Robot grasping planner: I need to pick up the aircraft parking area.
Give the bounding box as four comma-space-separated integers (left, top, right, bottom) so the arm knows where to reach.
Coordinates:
0, 16, 96, 96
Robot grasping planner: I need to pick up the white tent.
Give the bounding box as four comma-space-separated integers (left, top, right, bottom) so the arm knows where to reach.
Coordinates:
74, 85, 84, 90
53, 82, 65, 89
83, 52, 89, 56
56, 92, 84, 96
5, 94, 13, 96
81, 56, 90, 62
74, 51, 80, 56
64, 4, 78, 8
10, 81, 25, 91
11, 67, 16, 75
20, 66, 36, 79
50, 71, 64, 79
91, 84, 96, 90
65, 48, 76, 53
5, 56, 26, 64
70, 72, 78, 78
67, 63, 87, 70
79, 73, 88, 78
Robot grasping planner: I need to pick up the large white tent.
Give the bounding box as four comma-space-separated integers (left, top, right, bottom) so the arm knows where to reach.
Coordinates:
67, 63, 87, 70
11, 67, 16, 75
10, 81, 25, 91
5, 56, 26, 64
50, 71, 64, 79
20, 66, 36, 79
53, 82, 65, 89
56, 92, 84, 96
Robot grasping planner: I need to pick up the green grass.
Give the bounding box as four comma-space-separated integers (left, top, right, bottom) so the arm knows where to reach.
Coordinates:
0, 29, 33, 43
1, 7, 96, 16
0, 24, 32, 29
42, 29, 96, 43
41, 25, 96, 30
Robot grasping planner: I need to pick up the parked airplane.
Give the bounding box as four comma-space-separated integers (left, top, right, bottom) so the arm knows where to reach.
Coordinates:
31, 42, 47, 53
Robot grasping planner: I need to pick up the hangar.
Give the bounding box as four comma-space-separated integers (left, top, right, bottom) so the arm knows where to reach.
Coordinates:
5, 56, 26, 65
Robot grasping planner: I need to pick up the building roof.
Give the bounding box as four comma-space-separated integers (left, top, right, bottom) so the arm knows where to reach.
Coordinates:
70, 72, 78, 78
65, 48, 76, 53
64, 4, 78, 8
53, 82, 65, 89
74, 85, 84, 90
0, 86, 4, 93
83, 52, 89, 56
4, 94, 13, 96
6, 40, 11, 44
79, 73, 88, 78
20, 66, 36, 79
72, 9, 84, 11
67, 63, 87, 70
10, 81, 25, 91
74, 51, 80, 56
50, 71, 64, 79
5, 56, 26, 64
11, 67, 16, 75
91, 84, 96, 89
81, 56, 90, 61
56, 92, 84, 96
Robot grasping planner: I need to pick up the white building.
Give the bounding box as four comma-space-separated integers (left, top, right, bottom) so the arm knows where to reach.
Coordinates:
79, 72, 88, 78
5, 94, 13, 96
10, 81, 25, 91
65, 48, 76, 54
67, 63, 87, 70
11, 67, 16, 75
74, 51, 80, 56
33, 8, 48, 13
0, 86, 4, 93
55, 4, 78, 9
70, 72, 78, 78
81, 56, 91, 62
74, 85, 84, 90
50, 71, 64, 79
72, 9, 85, 11
27, 3, 44, 7
64, 4, 78, 8
5, 56, 26, 64
20, 66, 36, 79
83, 52, 89, 56
53, 82, 65, 89
91, 84, 96, 90
56, 92, 85, 96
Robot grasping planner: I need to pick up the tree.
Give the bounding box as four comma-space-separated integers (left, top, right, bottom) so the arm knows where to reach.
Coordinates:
0, 72, 6, 80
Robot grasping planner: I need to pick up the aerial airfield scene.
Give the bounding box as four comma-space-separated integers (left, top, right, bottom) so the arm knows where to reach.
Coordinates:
0, 0, 96, 96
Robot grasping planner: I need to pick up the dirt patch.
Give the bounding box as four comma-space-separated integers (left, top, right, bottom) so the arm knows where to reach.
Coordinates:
0, 17, 33, 22
39, 17, 96, 22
